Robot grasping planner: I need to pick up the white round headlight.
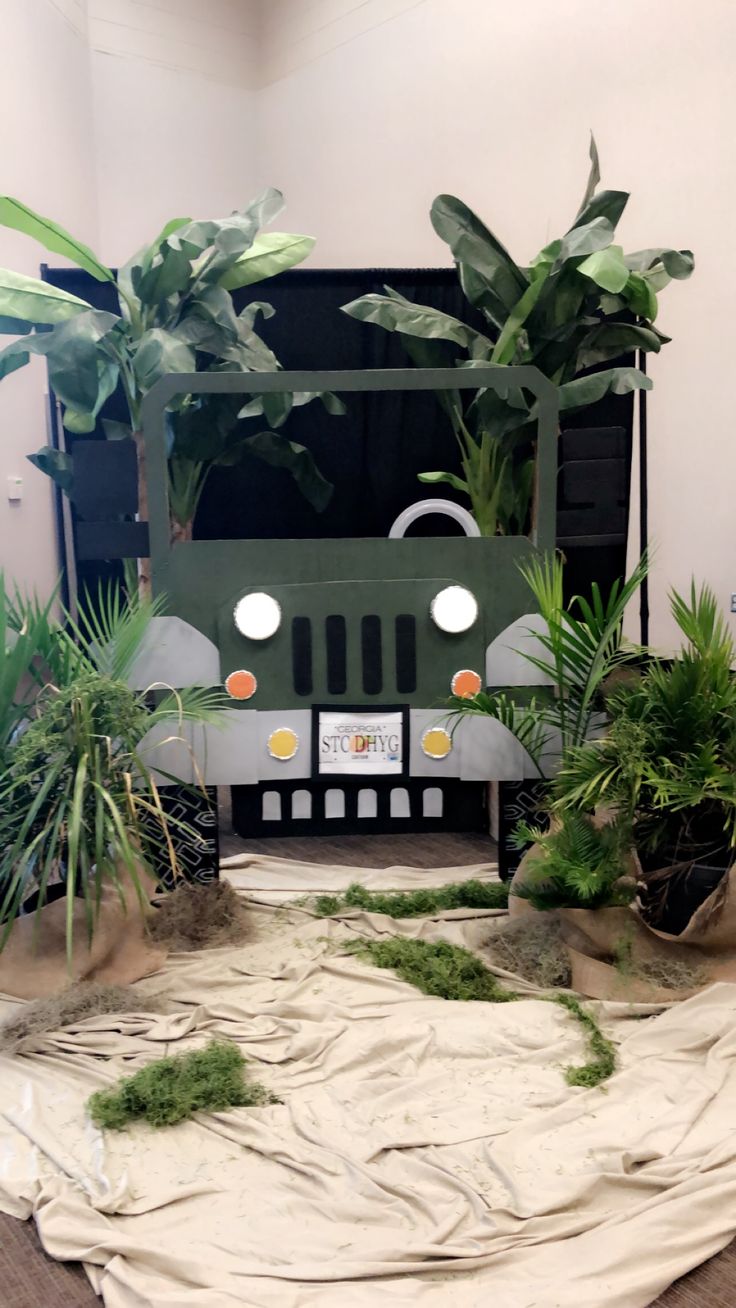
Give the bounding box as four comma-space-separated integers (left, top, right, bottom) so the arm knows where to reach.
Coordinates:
233, 592, 281, 640
430, 585, 478, 634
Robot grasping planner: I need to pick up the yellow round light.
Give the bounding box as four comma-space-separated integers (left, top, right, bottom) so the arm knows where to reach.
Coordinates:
451, 668, 482, 699
421, 727, 453, 760
225, 669, 257, 701
267, 727, 299, 761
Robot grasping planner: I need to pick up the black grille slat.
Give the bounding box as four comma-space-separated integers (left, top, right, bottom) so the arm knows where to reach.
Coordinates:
361, 615, 383, 695
395, 614, 417, 693
325, 615, 347, 694
292, 617, 313, 696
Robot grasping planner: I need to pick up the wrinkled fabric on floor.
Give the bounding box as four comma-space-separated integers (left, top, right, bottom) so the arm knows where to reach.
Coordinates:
1, 859, 736, 1308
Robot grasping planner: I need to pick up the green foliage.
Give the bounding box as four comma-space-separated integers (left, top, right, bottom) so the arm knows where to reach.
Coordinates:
0, 579, 223, 961
0, 193, 337, 544
512, 812, 633, 910
556, 583, 736, 859
447, 550, 647, 775
346, 935, 615, 1087
312, 879, 509, 918
342, 136, 692, 537
552, 994, 616, 1087
345, 936, 518, 1001
87, 1039, 276, 1130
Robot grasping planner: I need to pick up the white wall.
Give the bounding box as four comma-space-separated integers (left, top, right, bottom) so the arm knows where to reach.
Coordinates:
0, 0, 98, 598
255, 0, 736, 649
2, 0, 733, 648
88, 0, 257, 262
90, 56, 257, 264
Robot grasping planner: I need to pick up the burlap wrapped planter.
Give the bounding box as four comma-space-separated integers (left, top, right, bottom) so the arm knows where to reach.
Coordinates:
0, 867, 165, 1000
508, 846, 736, 1000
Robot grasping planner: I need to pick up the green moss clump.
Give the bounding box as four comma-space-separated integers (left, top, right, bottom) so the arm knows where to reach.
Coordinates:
552, 993, 617, 1088
345, 936, 517, 1002
87, 1039, 277, 1130
313, 879, 508, 919
312, 893, 343, 917
345, 936, 616, 1088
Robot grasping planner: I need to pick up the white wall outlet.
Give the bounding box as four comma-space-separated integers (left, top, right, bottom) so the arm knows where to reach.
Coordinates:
6, 475, 22, 502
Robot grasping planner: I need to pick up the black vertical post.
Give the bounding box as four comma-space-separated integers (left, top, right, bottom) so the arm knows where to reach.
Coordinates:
638, 350, 649, 646
40, 263, 71, 612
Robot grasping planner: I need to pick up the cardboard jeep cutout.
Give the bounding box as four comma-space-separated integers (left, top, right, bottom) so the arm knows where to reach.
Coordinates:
135, 367, 557, 836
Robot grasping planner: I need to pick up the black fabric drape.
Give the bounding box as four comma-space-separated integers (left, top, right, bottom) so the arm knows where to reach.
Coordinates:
42, 266, 634, 599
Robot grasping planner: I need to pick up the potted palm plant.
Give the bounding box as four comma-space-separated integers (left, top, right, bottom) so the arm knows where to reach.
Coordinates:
0, 579, 222, 986
342, 137, 693, 537
0, 192, 343, 591
446, 550, 647, 876
556, 584, 736, 935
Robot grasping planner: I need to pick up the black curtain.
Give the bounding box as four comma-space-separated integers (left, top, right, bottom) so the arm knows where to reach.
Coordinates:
43, 266, 634, 598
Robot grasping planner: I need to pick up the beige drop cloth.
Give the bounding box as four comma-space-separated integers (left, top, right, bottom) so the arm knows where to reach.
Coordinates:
1, 858, 736, 1308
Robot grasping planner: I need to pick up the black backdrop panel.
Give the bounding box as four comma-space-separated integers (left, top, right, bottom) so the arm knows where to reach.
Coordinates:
43, 266, 634, 600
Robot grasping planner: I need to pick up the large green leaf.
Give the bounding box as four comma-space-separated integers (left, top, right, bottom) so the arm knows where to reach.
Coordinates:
115, 221, 190, 319
342, 291, 492, 354
491, 269, 550, 364
133, 328, 196, 392
576, 133, 601, 216
136, 244, 195, 306
180, 191, 287, 287
455, 260, 508, 330
181, 286, 242, 355
466, 385, 531, 440
624, 247, 694, 292
102, 419, 134, 442
62, 409, 99, 435
219, 233, 315, 290
557, 366, 652, 412
625, 247, 694, 278
241, 187, 286, 231
575, 322, 663, 369
0, 347, 30, 381
44, 310, 120, 415
556, 217, 615, 264
571, 189, 629, 234
238, 301, 276, 330
230, 431, 333, 512
27, 446, 74, 495
0, 268, 91, 325
622, 271, 658, 321
0, 197, 113, 283
577, 244, 629, 293
0, 315, 32, 334
417, 470, 470, 493
0, 329, 61, 381
430, 195, 528, 312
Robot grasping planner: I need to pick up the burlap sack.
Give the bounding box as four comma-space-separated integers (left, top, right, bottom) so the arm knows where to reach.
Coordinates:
0, 868, 166, 1000
509, 846, 736, 1001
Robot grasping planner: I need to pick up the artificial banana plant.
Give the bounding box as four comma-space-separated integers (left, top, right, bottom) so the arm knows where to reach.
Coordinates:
0, 192, 342, 592
343, 137, 694, 537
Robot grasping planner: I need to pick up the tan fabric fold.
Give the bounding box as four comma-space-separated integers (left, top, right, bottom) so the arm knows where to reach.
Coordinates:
1, 858, 735, 1307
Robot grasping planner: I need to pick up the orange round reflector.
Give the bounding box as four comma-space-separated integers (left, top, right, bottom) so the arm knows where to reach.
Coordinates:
225, 669, 257, 701
421, 727, 453, 760
451, 668, 482, 699
267, 727, 299, 761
